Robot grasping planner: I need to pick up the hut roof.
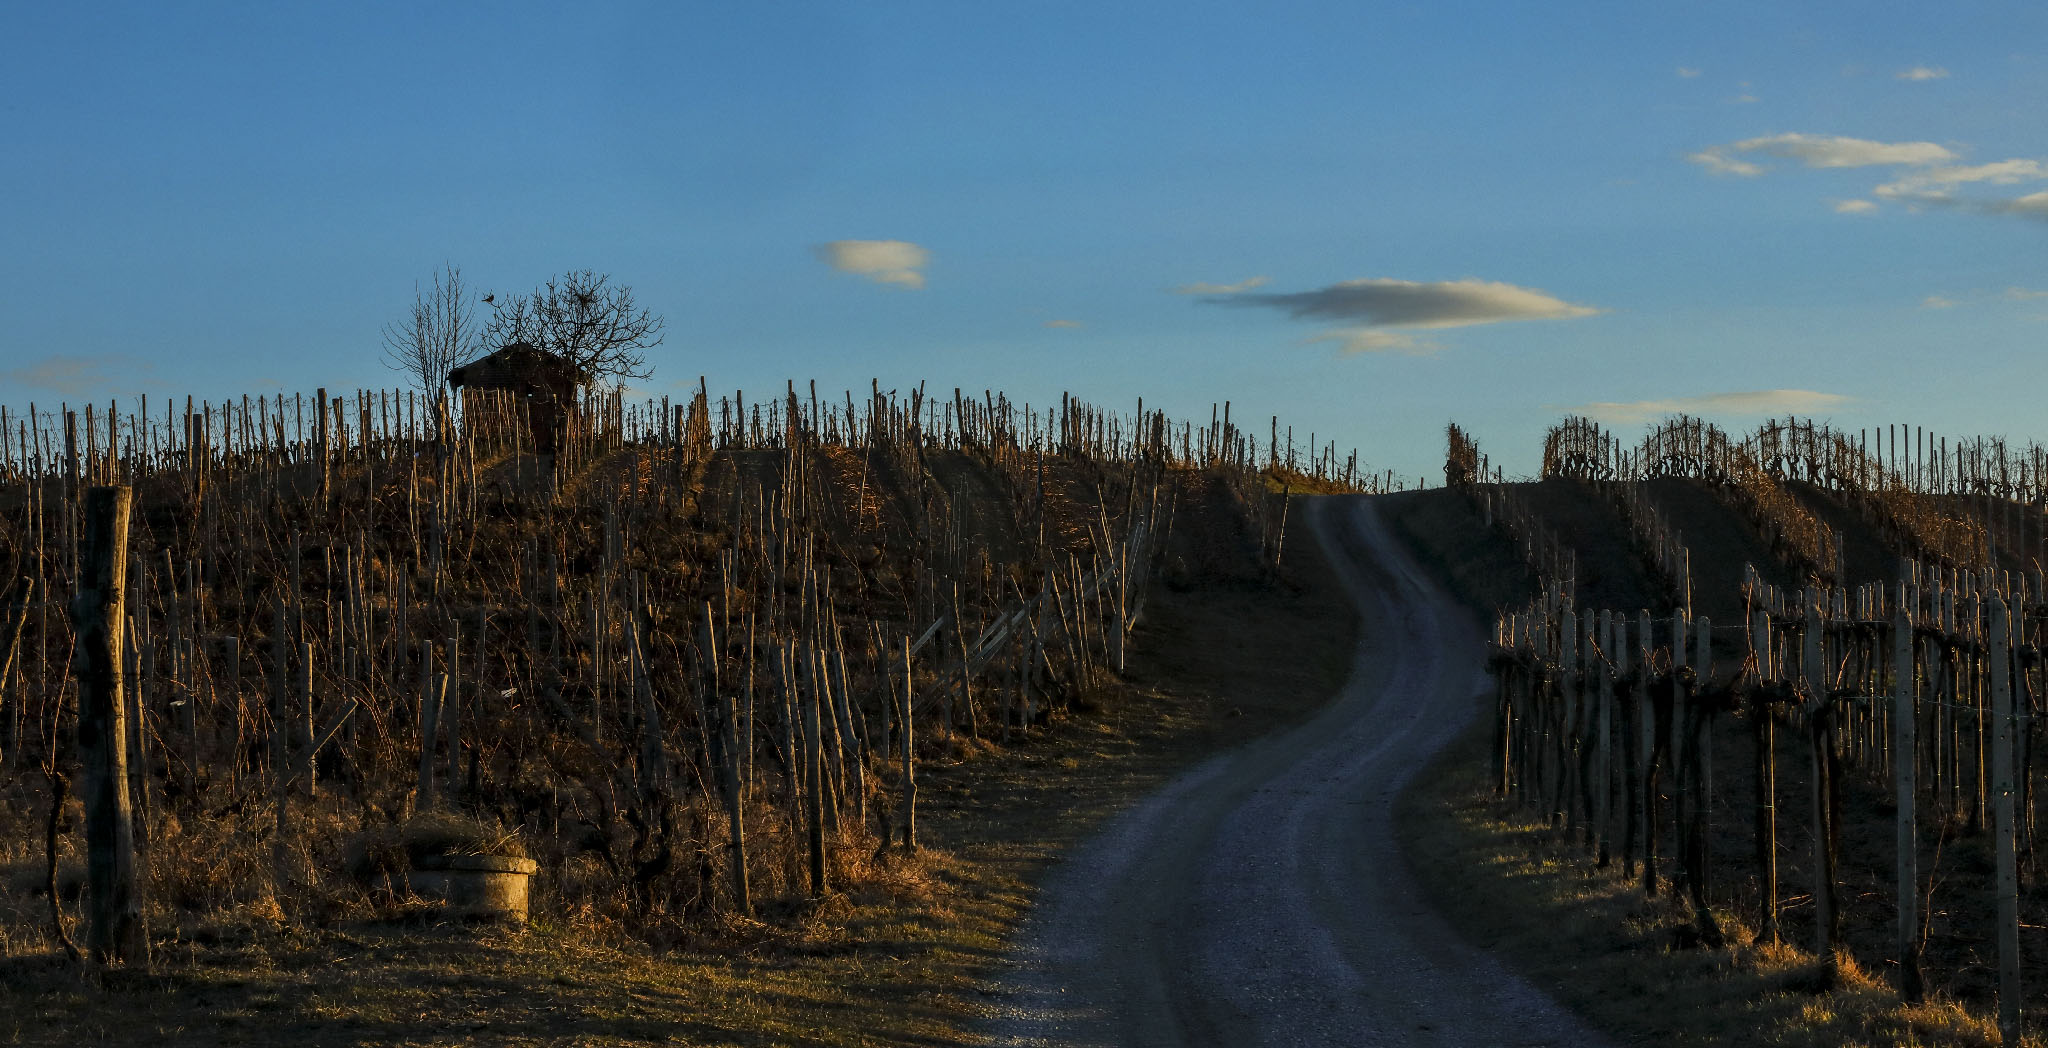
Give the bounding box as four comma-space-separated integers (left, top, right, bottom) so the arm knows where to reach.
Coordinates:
447, 342, 583, 391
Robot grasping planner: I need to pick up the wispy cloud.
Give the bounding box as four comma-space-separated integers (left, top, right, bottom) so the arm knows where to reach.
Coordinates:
1044, 319, 1081, 329
1212, 277, 1602, 329
1572, 389, 1853, 425
1883, 187, 2048, 220
1172, 275, 1269, 295
1676, 67, 1702, 79
1897, 66, 1950, 81
1690, 150, 1764, 177
1916, 287, 2048, 309
1874, 159, 2046, 198
1690, 131, 2048, 220
1304, 329, 1440, 356
1690, 133, 1956, 175
816, 239, 930, 289
1, 355, 151, 397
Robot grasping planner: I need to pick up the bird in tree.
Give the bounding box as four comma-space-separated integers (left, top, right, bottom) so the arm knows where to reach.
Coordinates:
478, 270, 665, 388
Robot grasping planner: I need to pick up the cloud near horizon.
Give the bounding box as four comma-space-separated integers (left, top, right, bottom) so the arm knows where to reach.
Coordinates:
2, 354, 152, 397
1571, 389, 1853, 425
1897, 66, 1950, 81
1172, 275, 1269, 295
816, 239, 930, 289
1306, 329, 1439, 355
1916, 287, 2048, 309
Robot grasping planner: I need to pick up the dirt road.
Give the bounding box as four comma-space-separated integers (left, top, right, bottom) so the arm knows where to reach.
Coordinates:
979, 495, 1610, 1047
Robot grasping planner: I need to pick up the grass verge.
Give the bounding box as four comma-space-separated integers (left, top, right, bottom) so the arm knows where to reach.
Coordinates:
1397, 726, 2032, 1048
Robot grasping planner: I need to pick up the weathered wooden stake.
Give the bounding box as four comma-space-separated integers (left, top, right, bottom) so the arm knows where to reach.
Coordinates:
73, 485, 143, 964
1991, 596, 2020, 1044
1893, 600, 1923, 1001
901, 636, 917, 851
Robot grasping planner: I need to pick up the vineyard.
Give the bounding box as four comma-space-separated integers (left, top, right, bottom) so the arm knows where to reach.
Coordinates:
0, 381, 1371, 968
1471, 414, 2048, 1045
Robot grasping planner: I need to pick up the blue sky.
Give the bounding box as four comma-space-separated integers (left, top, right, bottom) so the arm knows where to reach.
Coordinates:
3, 2, 2043, 478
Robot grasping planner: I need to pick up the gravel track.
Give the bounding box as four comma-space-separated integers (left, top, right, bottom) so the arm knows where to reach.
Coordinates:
978, 495, 1611, 1047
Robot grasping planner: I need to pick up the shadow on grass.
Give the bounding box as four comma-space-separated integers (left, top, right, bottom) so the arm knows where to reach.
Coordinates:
1395, 727, 2030, 1048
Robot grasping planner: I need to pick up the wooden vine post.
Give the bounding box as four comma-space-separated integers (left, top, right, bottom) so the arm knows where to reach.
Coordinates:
1803, 588, 1838, 964
705, 603, 749, 916
1750, 604, 1779, 944
805, 660, 827, 895
73, 485, 143, 964
1593, 609, 1612, 866
1892, 598, 1922, 1001
1990, 595, 2020, 1045
900, 636, 917, 851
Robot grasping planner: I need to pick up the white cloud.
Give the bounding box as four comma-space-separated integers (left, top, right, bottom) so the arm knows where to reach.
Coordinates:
1730, 93, 1760, 105
1689, 149, 1764, 177
1044, 319, 1081, 328
1874, 158, 2047, 198
1994, 190, 2048, 217
1897, 66, 1950, 81
1922, 295, 1959, 309
1691, 134, 1958, 179
1676, 67, 1702, 79
1172, 275, 1270, 295
1692, 130, 2048, 222
1215, 277, 1603, 329
1881, 186, 2048, 220
2006, 287, 2048, 301
1735, 133, 1956, 169
816, 239, 929, 289
1572, 389, 1853, 425
1305, 329, 1440, 355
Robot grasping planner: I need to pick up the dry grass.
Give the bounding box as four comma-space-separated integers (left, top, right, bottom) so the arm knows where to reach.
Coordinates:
1398, 727, 2037, 1048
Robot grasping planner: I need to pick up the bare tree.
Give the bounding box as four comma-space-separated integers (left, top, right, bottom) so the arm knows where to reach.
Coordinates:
382, 264, 478, 394
479, 270, 664, 387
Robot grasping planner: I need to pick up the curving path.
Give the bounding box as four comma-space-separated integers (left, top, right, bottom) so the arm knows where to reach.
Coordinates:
978, 495, 1611, 1048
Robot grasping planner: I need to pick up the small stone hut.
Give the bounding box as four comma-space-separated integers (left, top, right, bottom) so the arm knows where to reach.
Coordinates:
447, 342, 583, 454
